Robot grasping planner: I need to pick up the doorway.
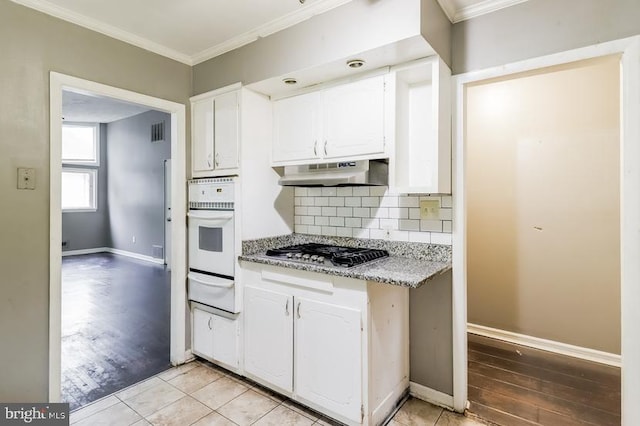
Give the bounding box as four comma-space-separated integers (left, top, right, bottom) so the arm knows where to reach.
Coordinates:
59, 92, 176, 409
463, 55, 621, 424
49, 73, 188, 403
451, 36, 640, 423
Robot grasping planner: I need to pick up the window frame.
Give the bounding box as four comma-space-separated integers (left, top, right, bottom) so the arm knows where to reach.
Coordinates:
61, 167, 98, 213
62, 122, 100, 166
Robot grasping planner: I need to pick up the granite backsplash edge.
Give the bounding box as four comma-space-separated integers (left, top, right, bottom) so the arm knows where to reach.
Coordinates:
241, 233, 452, 263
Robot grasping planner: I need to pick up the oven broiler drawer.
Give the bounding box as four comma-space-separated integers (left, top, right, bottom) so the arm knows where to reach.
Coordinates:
188, 271, 237, 313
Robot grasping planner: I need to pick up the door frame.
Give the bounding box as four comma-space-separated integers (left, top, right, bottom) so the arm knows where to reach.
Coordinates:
48, 72, 188, 402
451, 35, 640, 423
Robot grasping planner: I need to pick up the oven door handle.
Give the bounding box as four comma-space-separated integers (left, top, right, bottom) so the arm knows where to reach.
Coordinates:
187, 273, 234, 288
187, 212, 233, 222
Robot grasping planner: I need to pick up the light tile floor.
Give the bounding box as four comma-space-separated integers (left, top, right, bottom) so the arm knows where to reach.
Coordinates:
70, 360, 488, 426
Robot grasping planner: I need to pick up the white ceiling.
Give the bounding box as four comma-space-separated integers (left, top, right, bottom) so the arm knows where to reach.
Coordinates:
12, 0, 528, 66
63, 90, 151, 123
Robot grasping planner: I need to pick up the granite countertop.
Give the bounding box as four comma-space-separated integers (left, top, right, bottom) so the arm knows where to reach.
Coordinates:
238, 234, 452, 289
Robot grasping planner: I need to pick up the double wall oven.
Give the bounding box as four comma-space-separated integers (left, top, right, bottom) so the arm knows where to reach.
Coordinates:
187, 177, 239, 314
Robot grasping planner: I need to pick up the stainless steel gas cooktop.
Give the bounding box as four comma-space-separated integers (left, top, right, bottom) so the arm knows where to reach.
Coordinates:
265, 243, 389, 267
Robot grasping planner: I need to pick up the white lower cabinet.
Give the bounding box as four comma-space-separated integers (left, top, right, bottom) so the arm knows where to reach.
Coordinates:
295, 297, 363, 422
242, 263, 409, 426
191, 304, 239, 371
244, 286, 293, 393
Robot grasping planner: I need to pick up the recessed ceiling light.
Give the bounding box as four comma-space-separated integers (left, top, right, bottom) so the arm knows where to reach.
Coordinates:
347, 59, 365, 69
283, 78, 298, 85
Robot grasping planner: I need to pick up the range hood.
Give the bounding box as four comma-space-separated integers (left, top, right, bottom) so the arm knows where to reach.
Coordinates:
278, 160, 388, 187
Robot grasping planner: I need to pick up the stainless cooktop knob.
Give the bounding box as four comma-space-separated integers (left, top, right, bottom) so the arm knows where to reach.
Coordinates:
310, 255, 318, 261
302, 254, 311, 260
286, 253, 293, 258
295, 253, 303, 259
317, 256, 325, 263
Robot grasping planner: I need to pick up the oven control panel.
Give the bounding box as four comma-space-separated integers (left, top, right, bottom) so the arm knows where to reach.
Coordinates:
188, 177, 235, 209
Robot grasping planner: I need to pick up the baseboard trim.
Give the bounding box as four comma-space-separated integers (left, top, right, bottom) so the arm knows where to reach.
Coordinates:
468, 323, 621, 367
61, 247, 109, 256
409, 382, 454, 410
108, 248, 165, 265
62, 247, 165, 265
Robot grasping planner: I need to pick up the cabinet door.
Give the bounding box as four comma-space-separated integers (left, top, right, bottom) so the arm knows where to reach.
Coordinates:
323, 75, 386, 159
272, 92, 321, 164
211, 314, 239, 369
192, 98, 215, 173
213, 91, 239, 171
295, 297, 362, 423
192, 308, 214, 359
244, 286, 294, 392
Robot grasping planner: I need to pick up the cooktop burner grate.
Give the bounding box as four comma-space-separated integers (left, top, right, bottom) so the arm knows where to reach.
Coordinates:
266, 243, 388, 267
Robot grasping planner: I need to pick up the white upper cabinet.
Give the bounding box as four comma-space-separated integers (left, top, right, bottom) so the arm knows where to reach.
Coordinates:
389, 56, 451, 194
272, 92, 321, 164
323, 75, 386, 160
272, 73, 389, 166
191, 84, 240, 178
213, 91, 239, 171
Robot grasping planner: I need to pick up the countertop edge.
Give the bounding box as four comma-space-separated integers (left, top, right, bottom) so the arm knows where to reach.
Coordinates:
238, 254, 451, 289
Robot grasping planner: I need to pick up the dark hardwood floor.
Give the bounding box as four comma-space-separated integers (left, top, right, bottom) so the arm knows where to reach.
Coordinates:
467, 333, 621, 426
61, 253, 172, 411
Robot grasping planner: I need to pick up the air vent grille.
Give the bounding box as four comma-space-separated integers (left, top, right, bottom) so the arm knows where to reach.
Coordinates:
151, 121, 165, 142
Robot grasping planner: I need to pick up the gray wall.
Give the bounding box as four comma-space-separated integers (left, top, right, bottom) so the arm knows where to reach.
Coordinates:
0, 0, 190, 402
62, 124, 110, 251
421, 0, 452, 67
107, 110, 171, 258
193, 0, 423, 94
410, 271, 453, 395
451, 0, 640, 74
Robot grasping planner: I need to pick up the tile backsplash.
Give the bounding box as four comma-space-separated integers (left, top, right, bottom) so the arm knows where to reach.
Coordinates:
294, 187, 453, 245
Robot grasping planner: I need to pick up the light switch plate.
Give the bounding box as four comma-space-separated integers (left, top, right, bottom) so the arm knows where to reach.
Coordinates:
17, 167, 36, 190
420, 199, 440, 220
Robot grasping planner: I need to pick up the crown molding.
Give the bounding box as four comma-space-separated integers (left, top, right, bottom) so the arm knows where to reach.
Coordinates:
11, 0, 353, 67
436, 0, 456, 23
191, 0, 353, 65
11, 0, 193, 65
438, 0, 529, 24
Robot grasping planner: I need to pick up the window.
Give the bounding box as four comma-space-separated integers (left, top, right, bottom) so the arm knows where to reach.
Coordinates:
62, 168, 97, 211
62, 123, 99, 212
62, 123, 99, 166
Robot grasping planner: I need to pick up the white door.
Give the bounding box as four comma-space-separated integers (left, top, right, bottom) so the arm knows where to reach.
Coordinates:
272, 92, 321, 164
213, 91, 239, 171
164, 159, 171, 270
244, 286, 294, 393
192, 308, 214, 359
192, 97, 215, 173
323, 75, 386, 159
295, 297, 362, 423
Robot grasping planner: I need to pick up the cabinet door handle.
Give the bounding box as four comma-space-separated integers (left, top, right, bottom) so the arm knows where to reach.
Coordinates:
323, 140, 328, 156
207, 153, 212, 168
296, 301, 301, 319
208, 317, 212, 330
313, 140, 318, 157
285, 299, 290, 316
215, 152, 220, 167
